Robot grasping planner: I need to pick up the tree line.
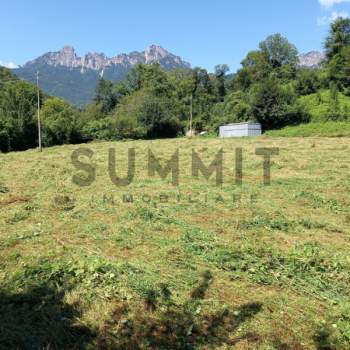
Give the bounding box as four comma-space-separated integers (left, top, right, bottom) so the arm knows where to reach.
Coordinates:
1, 18, 350, 152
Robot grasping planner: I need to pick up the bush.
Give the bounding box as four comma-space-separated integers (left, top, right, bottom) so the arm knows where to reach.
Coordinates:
114, 115, 145, 139
209, 91, 252, 132
139, 95, 182, 138
295, 69, 321, 96
298, 89, 350, 122
82, 117, 117, 140
41, 97, 82, 146
0, 118, 12, 152
250, 78, 310, 129
325, 105, 350, 121
113, 90, 182, 139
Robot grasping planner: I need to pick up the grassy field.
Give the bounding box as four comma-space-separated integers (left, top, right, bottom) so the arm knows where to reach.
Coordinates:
0, 136, 350, 349
265, 122, 350, 138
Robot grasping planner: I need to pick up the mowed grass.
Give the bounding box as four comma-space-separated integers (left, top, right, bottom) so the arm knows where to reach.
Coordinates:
0, 136, 350, 349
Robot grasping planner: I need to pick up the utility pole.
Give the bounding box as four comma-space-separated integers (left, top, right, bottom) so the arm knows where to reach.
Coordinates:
189, 93, 193, 136
36, 71, 42, 152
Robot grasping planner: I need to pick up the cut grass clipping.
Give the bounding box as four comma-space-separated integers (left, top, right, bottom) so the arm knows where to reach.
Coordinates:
0, 136, 350, 349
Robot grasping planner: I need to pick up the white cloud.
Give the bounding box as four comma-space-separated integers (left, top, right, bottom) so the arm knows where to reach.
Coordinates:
319, 0, 350, 8
317, 10, 349, 25
0, 60, 18, 69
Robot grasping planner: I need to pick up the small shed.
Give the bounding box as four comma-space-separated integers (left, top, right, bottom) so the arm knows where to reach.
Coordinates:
219, 122, 262, 138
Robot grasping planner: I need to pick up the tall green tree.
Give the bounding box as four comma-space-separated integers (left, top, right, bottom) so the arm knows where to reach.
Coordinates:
259, 33, 298, 69
214, 64, 230, 101
325, 18, 350, 94
328, 46, 350, 93
0, 80, 39, 151
233, 50, 271, 91
123, 63, 173, 97
233, 34, 298, 91
325, 17, 350, 61
94, 78, 118, 114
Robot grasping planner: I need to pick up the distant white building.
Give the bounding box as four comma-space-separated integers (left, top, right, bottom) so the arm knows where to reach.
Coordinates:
219, 122, 262, 138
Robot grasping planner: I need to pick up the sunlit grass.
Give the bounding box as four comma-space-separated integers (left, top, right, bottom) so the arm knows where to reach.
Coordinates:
0, 136, 350, 349
265, 121, 350, 137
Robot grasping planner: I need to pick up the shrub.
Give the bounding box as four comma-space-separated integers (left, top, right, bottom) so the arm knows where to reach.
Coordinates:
82, 117, 117, 140
250, 78, 310, 129
41, 97, 83, 146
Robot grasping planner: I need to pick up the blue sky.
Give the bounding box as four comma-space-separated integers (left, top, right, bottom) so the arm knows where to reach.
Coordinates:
1, 0, 350, 72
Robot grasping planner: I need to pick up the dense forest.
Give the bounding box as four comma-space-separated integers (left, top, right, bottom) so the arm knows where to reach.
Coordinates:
1, 18, 350, 152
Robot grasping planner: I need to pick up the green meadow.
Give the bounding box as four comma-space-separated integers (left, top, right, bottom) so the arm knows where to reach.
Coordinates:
0, 136, 350, 349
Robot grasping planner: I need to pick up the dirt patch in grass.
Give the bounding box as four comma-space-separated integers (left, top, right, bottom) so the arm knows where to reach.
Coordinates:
0, 195, 29, 208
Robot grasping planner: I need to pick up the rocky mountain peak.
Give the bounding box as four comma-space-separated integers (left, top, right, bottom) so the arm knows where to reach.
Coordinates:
61, 45, 75, 55
56, 45, 77, 65
24, 44, 190, 71
145, 45, 169, 62
298, 51, 326, 68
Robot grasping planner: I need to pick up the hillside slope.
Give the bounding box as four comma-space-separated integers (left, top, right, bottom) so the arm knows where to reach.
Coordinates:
266, 121, 350, 137
1, 137, 350, 349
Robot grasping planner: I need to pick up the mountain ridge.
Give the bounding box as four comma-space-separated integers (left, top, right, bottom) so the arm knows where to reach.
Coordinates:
22, 44, 191, 72
12, 45, 191, 105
